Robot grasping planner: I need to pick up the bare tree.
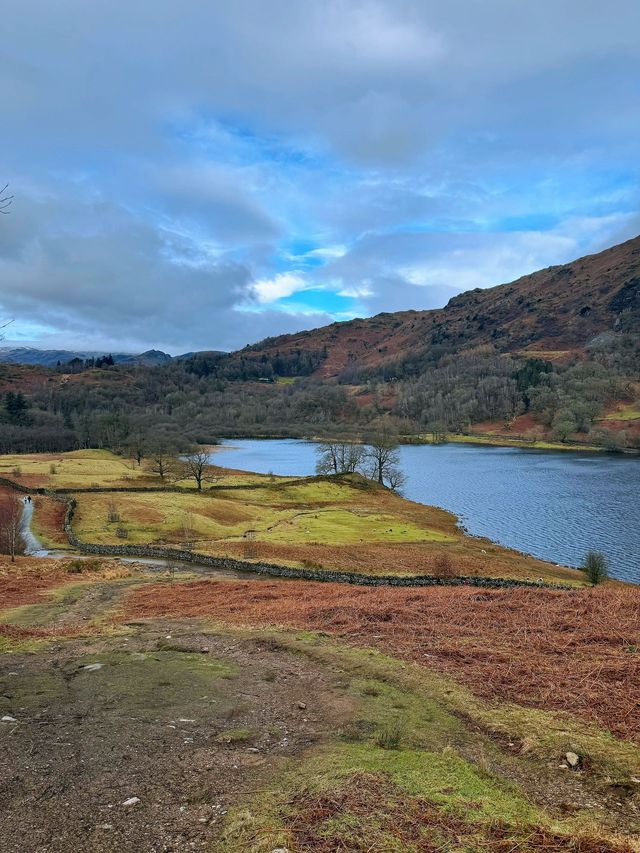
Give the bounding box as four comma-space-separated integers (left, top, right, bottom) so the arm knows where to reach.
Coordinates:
148, 445, 178, 481
128, 425, 148, 466
106, 500, 120, 523
0, 494, 23, 561
427, 421, 448, 444
315, 442, 365, 475
243, 529, 258, 560
182, 448, 217, 491
181, 511, 196, 549
0, 184, 13, 215
385, 465, 407, 493
364, 427, 406, 492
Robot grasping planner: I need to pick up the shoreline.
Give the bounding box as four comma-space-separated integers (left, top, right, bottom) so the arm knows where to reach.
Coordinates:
213, 432, 639, 455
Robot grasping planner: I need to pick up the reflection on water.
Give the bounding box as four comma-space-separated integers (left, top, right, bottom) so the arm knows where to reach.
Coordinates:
211, 439, 640, 584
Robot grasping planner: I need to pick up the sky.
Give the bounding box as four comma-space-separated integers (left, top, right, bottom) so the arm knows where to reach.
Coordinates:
1, 0, 639, 355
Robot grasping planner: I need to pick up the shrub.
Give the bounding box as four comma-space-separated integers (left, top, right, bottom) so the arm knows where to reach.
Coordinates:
581, 550, 609, 585
106, 500, 120, 523
66, 558, 102, 574
375, 720, 404, 750
115, 526, 129, 539
433, 552, 454, 577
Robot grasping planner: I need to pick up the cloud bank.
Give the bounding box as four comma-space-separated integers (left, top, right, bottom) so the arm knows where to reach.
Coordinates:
1, 0, 639, 352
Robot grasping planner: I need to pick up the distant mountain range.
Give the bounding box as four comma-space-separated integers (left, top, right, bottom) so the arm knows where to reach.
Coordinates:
0, 347, 174, 368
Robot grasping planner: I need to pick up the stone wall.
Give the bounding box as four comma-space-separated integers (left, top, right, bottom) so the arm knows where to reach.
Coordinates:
63, 498, 570, 591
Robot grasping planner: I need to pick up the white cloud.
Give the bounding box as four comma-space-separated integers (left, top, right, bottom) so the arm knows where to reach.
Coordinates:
251, 272, 308, 304
0, 1, 638, 351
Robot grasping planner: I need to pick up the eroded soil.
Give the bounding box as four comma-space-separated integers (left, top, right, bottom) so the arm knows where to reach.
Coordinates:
0, 625, 355, 853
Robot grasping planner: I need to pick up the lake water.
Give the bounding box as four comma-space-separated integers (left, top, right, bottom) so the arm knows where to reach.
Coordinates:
211, 438, 640, 584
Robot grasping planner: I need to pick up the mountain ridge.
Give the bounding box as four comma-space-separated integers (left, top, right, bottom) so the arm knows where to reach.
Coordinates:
3, 235, 639, 376
237, 234, 640, 378
0, 347, 173, 368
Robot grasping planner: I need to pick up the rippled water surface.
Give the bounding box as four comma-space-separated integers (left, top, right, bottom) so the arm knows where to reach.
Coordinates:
212, 438, 640, 583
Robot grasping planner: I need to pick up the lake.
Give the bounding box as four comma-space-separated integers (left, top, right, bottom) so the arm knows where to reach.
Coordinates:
211, 438, 640, 584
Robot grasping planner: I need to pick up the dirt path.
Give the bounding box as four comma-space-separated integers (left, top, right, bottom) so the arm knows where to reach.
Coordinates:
0, 623, 355, 853
19, 497, 52, 557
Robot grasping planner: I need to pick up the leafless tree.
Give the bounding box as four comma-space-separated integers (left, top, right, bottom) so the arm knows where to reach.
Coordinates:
182, 448, 217, 491
315, 441, 365, 475
364, 427, 406, 492
148, 446, 178, 481
181, 511, 196, 549
428, 421, 448, 444
0, 184, 13, 214
128, 426, 148, 466
243, 529, 257, 560
0, 494, 23, 561
106, 500, 120, 523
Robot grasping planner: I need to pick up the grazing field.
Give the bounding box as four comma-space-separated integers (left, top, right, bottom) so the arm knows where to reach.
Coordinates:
0, 448, 275, 490
0, 447, 584, 583
0, 555, 638, 852
13, 449, 580, 582
71, 485, 454, 548
0, 449, 155, 488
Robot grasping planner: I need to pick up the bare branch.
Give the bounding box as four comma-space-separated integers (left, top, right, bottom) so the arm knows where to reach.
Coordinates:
0, 183, 13, 214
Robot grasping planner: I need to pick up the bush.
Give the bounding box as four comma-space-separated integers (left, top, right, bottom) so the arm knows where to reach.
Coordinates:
375, 720, 404, 750
433, 552, 454, 577
107, 500, 120, 523
115, 526, 129, 539
581, 550, 609, 585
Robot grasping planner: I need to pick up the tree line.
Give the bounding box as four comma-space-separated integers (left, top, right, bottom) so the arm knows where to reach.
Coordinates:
0, 332, 636, 455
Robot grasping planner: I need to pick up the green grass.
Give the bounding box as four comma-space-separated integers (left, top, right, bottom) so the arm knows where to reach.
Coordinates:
604, 404, 640, 421
0, 448, 154, 487
215, 727, 256, 744
0, 634, 49, 653
262, 507, 453, 545
440, 434, 601, 452
220, 627, 639, 851
71, 483, 453, 548
0, 647, 237, 718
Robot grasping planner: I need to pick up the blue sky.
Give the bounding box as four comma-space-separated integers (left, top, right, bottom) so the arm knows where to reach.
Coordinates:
0, 0, 638, 353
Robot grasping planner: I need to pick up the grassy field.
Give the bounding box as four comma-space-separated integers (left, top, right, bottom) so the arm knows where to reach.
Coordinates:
0, 448, 275, 490
9, 449, 581, 583
604, 403, 640, 422
0, 555, 637, 852
437, 433, 602, 452
0, 449, 155, 488
71, 486, 454, 549
0, 448, 585, 582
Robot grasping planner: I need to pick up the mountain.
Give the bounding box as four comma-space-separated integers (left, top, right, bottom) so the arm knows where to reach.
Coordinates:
238, 235, 640, 379
117, 349, 173, 366
0, 347, 173, 368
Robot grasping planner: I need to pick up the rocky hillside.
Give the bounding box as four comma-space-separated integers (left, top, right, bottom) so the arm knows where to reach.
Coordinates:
240, 235, 640, 378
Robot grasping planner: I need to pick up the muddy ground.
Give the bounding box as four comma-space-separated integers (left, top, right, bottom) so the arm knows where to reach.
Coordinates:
1, 563, 639, 852
0, 623, 354, 853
